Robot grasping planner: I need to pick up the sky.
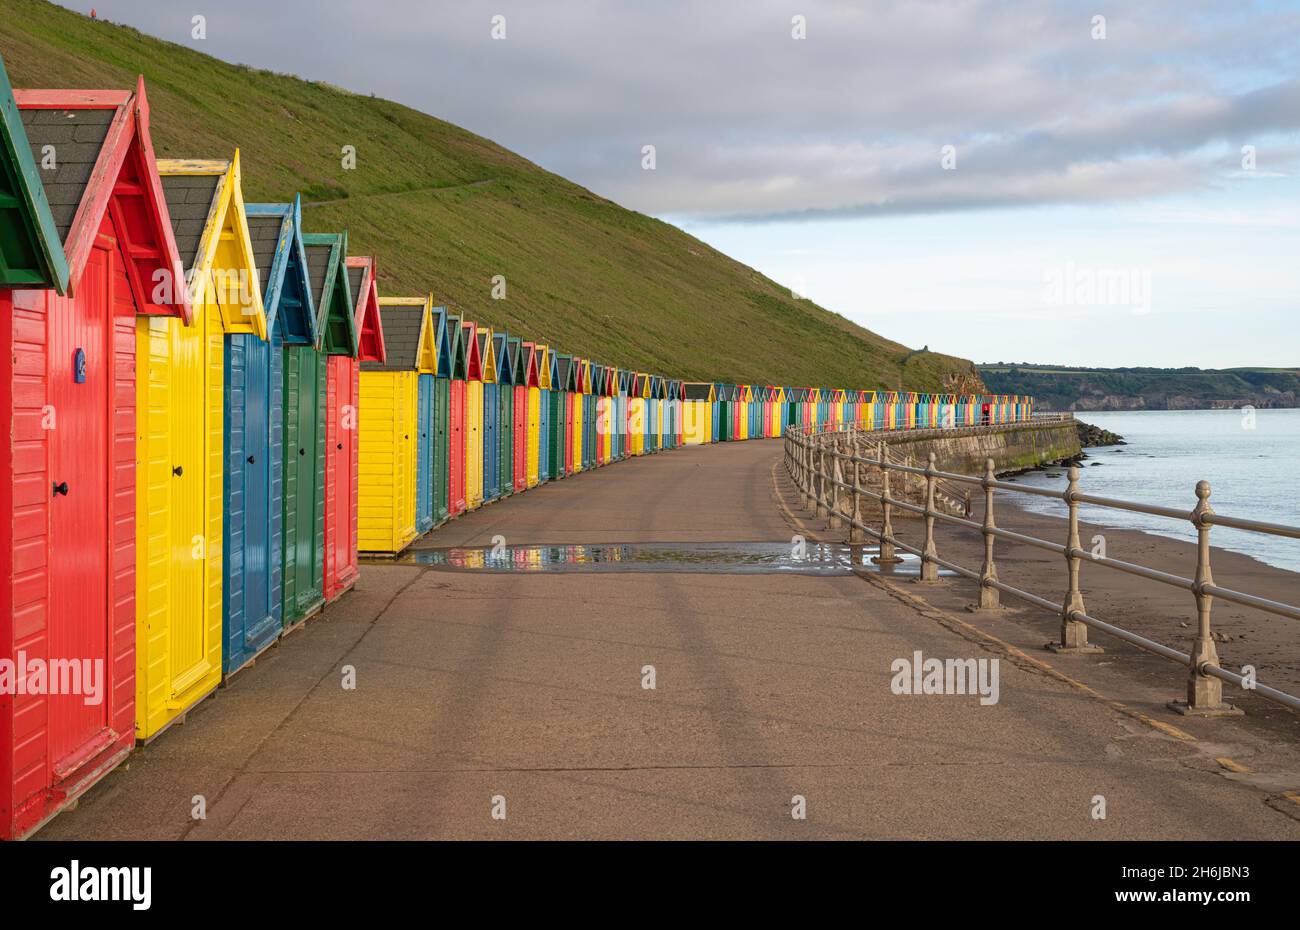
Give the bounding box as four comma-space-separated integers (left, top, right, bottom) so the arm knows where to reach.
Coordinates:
59, 0, 1300, 368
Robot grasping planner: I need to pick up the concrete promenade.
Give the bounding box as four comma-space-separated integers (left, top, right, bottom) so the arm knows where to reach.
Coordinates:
39, 441, 1300, 839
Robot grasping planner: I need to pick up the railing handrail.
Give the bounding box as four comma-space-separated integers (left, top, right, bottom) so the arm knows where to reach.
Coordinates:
782, 423, 1300, 717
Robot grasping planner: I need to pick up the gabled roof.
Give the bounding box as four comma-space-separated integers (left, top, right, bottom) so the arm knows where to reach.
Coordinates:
300, 231, 339, 346
157, 153, 267, 339
683, 381, 715, 401
535, 344, 550, 389
463, 320, 483, 381
368, 295, 432, 372
523, 342, 539, 388
548, 350, 559, 391
0, 53, 68, 291
429, 306, 448, 376
493, 330, 512, 385
436, 308, 459, 378
555, 353, 572, 391
447, 314, 467, 379
244, 198, 315, 345
345, 255, 384, 362
16, 77, 189, 319
479, 327, 497, 384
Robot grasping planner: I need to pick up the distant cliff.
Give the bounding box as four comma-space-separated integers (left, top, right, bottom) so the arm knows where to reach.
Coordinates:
978, 365, 1300, 412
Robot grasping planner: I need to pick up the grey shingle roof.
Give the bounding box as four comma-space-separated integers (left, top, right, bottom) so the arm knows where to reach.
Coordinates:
160, 172, 221, 272
362, 305, 423, 371
304, 242, 332, 308
246, 213, 284, 295
347, 263, 364, 308
20, 107, 115, 244
683, 382, 713, 400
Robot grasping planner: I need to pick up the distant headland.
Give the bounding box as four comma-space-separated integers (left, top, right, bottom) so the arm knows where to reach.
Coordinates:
979, 364, 1300, 412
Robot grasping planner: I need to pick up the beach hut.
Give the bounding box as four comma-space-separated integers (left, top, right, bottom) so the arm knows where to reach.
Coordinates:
546, 353, 563, 476
627, 374, 646, 455
462, 320, 484, 510
326, 253, 382, 600
304, 234, 359, 620
480, 327, 500, 503
524, 342, 541, 488
508, 337, 527, 488
536, 344, 551, 484
444, 316, 466, 516
604, 367, 618, 462
133, 154, 267, 740
360, 297, 433, 553
412, 300, 435, 531
554, 354, 572, 476
575, 359, 591, 469
430, 307, 452, 522
224, 199, 311, 675
682, 382, 714, 444
565, 354, 581, 474
716, 384, 732, 440
493, 330, 513, 495
2, 75, 188, 836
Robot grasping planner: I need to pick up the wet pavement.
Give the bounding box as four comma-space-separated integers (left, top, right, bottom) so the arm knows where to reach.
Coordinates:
393, 540, 945, 577
34, 441, 1300, 840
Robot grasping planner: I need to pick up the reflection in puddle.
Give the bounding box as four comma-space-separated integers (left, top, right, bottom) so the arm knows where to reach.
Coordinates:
394, 541, 949, 576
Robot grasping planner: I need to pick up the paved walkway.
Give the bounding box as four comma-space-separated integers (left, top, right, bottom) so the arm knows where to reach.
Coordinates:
40, 441, 1300, 839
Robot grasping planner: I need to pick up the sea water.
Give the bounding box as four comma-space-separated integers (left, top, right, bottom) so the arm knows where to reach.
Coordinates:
1012, 409, 1299, 573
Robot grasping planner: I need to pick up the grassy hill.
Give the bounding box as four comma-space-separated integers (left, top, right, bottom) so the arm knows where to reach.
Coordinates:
0, 0, 980, 391
980, 364, 1300, 411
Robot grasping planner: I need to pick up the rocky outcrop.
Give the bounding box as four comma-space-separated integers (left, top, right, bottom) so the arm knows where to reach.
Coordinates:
1076, 420, 1126, 448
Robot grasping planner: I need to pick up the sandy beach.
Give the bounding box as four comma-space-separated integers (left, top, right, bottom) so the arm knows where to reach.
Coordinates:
871, 473, 1300, 715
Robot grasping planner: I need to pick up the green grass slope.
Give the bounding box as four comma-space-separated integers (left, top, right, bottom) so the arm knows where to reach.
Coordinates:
1, 0, 980, 391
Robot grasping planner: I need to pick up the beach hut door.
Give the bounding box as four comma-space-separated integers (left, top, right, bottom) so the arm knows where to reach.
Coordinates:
48, 241, 113, 764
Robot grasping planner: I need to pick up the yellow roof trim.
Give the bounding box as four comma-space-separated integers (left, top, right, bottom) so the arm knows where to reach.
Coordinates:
157, 151, 268, 339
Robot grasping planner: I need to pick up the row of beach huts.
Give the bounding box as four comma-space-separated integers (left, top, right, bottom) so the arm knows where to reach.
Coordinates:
0, 66, 1031, 838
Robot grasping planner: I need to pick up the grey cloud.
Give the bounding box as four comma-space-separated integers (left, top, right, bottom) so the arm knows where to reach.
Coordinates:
66, 0, 1300, 220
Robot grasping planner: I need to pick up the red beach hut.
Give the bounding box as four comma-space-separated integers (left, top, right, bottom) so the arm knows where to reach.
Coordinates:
1, 77, 188, 838
325, 253, 384, 602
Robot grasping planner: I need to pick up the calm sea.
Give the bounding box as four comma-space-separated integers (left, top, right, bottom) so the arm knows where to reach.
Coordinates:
1010, 409, 1300, 573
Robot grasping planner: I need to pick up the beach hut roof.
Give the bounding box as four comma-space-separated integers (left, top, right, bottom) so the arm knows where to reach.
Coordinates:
493, 330, 512, 384
157, 153, 267, 339
244, 198, 315, 345
463, 321, 483, 380
0, 53, 69, 292
345, 254, 385, 362
523, 342, 540, 388
536, 344, 550, 389
367, 296, 432, 372
313, 233, 360, 356
479, 327, 497, 383
15, 77, 188, 319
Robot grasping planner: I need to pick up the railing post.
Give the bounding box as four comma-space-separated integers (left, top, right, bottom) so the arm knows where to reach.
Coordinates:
828, 434, 845, 531
815, 436, 829, 520
873, 441, 902, 565
969, 458, 1002, 611
916, 452, 940, 582
849, 432, 866, 544
1049, 465, 1103, 654
1170, 481, 1242, 717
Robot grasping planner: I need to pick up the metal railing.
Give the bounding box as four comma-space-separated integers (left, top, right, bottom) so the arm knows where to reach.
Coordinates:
784, 424, 1300, 716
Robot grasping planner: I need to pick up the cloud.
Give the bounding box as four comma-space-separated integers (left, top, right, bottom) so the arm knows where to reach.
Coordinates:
73, 0, 1300, 220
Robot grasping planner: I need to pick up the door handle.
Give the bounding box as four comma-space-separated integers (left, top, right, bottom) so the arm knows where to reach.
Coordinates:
52, 481, 69, 497
337, 443, 343, 450
299, 448, 306, 456
172, 465, 183, 477
247, 455, 256, 464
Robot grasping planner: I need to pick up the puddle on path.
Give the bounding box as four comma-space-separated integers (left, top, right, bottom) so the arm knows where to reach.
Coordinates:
391, 541, 951, 577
